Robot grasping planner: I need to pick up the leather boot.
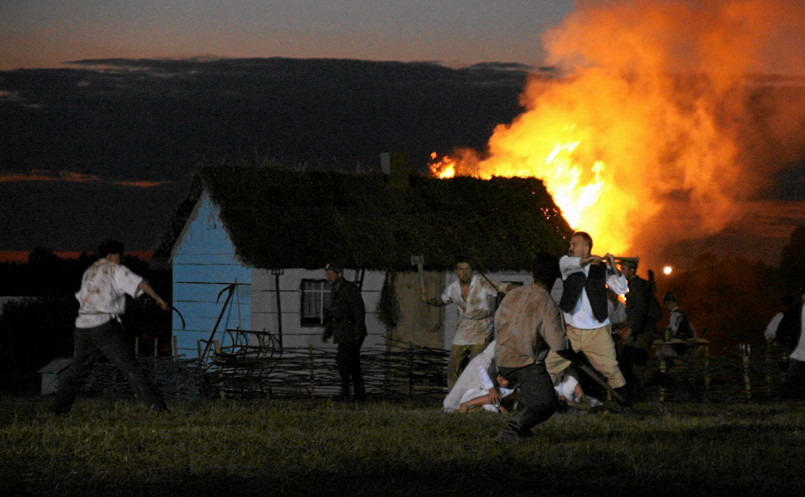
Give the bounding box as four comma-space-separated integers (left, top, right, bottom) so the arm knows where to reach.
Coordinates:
614, 386, 635, 416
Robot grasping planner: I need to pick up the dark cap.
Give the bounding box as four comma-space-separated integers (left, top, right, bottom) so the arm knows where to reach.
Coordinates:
325, 263, 344, 273
620, 259, 638, 269
663, 291, 678, 303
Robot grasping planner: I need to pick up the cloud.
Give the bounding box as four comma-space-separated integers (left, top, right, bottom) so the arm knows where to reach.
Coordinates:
115, 180, 168, 188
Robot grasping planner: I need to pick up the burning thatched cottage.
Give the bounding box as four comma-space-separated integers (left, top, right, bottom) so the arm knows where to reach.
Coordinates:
156, 161, 572, 360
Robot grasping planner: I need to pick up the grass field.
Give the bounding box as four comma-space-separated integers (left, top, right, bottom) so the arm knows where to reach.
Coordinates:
1, 395, 804, 497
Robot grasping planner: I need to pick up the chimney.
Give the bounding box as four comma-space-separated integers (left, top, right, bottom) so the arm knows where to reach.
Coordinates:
380, 152, 410, 189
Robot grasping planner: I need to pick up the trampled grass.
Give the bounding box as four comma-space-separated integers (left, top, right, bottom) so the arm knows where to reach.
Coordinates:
1, 395, 804, 496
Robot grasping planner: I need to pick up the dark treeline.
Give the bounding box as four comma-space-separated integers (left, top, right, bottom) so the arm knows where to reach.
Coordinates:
0, 247, 165, 296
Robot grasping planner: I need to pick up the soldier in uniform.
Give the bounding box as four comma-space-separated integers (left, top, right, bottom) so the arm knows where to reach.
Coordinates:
322, 263, 367, 401
619, 259, 660, 400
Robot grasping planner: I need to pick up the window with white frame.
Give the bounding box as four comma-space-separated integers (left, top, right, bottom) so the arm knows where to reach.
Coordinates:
300, 279, 331, 326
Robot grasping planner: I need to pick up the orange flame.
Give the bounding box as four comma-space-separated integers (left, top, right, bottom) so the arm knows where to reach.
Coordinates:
429, 151, 456, 179
428, 0, 805, 265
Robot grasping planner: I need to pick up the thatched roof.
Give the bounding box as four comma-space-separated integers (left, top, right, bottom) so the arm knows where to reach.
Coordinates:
155, 166, 572, 271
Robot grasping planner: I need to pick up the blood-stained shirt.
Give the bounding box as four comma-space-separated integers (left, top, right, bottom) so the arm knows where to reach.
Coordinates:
74, 258, 143, 328
494, 284, 569, 369
441, 274, 500, 345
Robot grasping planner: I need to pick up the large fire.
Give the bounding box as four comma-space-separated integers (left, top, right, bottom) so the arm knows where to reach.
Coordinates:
429, 0, 805, 266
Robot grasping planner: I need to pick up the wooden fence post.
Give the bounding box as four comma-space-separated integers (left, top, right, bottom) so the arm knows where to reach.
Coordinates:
408, 342, 414, 399
308, 343, 315, 398
702, 342, 710, 401
765, 342, 774, 397
215, 339, 225, 398
741, 344, 751, 400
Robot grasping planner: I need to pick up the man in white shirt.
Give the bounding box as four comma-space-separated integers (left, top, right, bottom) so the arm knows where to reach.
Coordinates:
764, 294, 796, 341
656, 291, 697, 367
424, 257, 504, 390
546, 231, 631, 408
50, 240, 171, 414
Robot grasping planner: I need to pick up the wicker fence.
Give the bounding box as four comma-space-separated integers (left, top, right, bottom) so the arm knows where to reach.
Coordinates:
79, 337, 793, 404
199, 341, 449, 400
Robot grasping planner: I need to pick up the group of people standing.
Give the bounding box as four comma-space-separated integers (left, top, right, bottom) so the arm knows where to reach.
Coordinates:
50, 232, 705, 441
433, 231, 696, 443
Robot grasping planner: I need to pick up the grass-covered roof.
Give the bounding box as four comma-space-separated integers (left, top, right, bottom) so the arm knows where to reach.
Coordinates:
156, 166, 572, 271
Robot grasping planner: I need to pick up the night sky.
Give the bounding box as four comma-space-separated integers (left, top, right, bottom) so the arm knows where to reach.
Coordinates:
0, 1, 803, 266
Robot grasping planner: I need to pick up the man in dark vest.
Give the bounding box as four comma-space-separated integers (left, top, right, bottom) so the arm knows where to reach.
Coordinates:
546, 231, 631, 408
776, 285, 805, 398
322, 263, 367, 401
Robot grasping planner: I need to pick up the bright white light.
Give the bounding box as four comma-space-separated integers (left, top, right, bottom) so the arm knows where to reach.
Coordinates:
663, 266, 673, 275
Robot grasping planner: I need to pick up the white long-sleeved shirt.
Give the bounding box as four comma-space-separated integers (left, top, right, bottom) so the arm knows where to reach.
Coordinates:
441, 274, 500, 345
444, 340, 505, 412
764, 312, 784, 341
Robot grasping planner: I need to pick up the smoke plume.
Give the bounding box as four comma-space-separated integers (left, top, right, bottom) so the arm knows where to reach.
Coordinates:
441, 0, 805, 266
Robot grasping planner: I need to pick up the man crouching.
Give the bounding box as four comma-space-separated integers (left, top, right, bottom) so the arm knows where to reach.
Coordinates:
494, 252, 573, 444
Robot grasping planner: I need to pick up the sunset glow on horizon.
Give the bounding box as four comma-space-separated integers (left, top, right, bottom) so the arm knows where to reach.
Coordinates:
0, 1, 576, 71
0, 170, 172, 188
0, 250, 155, 263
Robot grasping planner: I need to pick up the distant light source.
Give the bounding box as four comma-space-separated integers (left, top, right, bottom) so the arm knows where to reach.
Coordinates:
663, 266, 673, 275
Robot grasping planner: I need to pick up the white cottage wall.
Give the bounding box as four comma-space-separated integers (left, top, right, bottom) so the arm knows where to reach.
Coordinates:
251, 268, 385, 350
170, 191, 252, 358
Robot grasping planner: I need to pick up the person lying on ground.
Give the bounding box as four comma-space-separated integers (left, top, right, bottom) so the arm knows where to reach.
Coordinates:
444, 340, 512, 413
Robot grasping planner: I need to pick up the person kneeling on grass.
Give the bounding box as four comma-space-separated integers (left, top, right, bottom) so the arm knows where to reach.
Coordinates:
443, 340, 514, 413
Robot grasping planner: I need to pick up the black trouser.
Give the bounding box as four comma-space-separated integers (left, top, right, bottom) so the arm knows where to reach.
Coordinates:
787, 359, 805, 398
620, 344, 649, 399
336, 337, 365, 400
50, 320, 167, 413
498, 363, 558, 434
